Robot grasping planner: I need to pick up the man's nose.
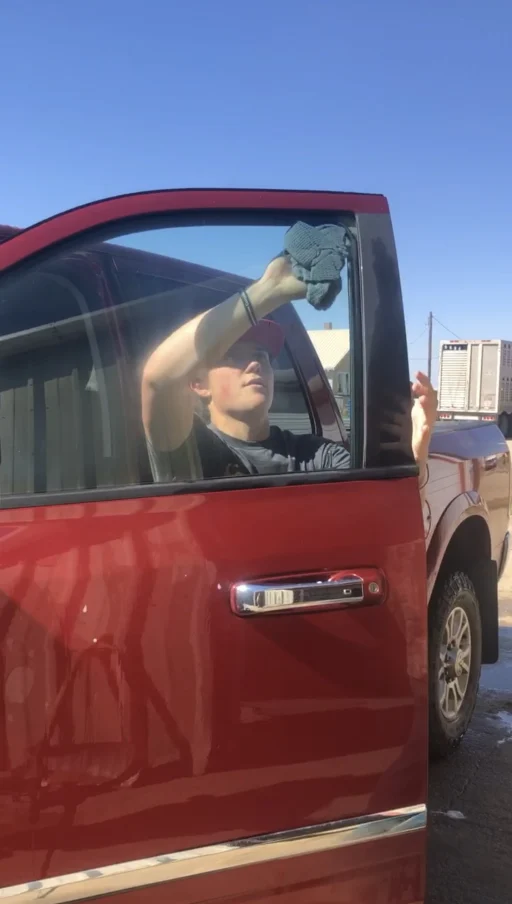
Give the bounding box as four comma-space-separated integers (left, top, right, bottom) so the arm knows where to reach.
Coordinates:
245, 358, 262, 373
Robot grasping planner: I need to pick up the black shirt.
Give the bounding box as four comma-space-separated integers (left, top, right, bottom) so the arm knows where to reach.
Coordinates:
147, 417, 350, 482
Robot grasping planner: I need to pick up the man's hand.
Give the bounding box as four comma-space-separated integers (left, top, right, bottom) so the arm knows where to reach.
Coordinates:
411, 371, 438, 465
380, 373, 437, 468
258, 255, 307, 302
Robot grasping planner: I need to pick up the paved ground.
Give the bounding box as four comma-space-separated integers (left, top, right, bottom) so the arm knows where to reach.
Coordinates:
426, 486, 512, 903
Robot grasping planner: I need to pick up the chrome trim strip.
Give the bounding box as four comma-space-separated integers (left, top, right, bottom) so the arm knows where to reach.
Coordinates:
0, 804, 426, 903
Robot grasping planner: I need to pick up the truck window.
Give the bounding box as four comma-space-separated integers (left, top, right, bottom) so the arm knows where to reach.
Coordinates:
0, 219, 354, 499
0, 262, 140, 495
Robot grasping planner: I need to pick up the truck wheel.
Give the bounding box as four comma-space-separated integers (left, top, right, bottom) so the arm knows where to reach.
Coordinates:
428, 571, 482, 759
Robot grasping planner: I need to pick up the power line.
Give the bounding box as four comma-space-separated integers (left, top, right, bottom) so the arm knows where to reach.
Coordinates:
408, 311, 461, 379
408, 325, 428, 345
432, 315, 460, 339
427, 311, 433, 380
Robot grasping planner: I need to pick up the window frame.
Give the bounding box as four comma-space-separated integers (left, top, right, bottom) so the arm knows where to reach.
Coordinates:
0, 207, 415, 509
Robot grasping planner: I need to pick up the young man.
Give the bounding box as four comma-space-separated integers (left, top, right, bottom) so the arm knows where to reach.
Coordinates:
141, 255, 437, 482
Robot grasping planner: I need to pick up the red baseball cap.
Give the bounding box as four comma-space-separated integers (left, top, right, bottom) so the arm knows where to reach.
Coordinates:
236, 319, 284, 360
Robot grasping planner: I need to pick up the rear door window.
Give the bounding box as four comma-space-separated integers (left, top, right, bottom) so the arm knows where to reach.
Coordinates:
0, 258, 140, 495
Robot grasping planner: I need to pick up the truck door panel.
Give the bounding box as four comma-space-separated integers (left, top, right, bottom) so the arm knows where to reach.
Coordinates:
0, 191, 427, 904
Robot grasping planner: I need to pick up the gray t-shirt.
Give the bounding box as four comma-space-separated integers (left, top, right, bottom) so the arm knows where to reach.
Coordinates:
147, 417, 350, 482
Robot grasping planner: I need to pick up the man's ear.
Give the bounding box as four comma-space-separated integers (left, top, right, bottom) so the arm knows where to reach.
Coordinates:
190, 368, 211, 401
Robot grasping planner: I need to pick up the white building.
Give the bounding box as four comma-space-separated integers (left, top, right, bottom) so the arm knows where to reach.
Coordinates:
307, 323, 350, 395
307, 323, 351, 429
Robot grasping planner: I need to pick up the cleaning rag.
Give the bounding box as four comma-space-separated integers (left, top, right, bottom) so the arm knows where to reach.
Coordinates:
283, 221, 349, 310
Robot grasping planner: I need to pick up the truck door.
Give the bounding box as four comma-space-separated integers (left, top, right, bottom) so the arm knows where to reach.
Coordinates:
0, 190, 427, 904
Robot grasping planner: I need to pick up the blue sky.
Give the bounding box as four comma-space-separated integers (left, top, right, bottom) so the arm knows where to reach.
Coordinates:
2, 0, 511, 382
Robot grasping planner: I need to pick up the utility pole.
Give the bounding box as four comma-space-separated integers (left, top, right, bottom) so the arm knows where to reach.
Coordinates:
427, 311, 433, 381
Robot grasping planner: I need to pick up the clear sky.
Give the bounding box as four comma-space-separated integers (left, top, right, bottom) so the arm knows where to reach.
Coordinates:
1, 0, 511, 382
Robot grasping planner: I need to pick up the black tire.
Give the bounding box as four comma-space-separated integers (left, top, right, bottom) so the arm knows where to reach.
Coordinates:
428, 571, 482, 760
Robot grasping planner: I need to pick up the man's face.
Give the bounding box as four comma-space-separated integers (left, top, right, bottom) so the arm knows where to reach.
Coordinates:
194, 340, 275, 418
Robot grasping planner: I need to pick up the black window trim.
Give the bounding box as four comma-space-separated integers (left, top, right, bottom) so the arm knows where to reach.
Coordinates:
0, 464, 419, 511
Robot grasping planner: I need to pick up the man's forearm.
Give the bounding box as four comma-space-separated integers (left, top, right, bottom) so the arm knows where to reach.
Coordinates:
142, 279, 289, 389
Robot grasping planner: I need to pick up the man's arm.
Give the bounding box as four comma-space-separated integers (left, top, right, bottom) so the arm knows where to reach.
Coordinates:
141, 257, 306, 452
411, 372, 438, 506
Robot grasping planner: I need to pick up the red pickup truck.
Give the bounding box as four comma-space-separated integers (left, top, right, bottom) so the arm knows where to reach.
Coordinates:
0, 190, 509, 904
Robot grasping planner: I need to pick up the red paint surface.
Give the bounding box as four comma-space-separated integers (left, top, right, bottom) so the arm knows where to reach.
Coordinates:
0, 476, 426, 899
0, 187, 428, 902
0, 188, 389, 271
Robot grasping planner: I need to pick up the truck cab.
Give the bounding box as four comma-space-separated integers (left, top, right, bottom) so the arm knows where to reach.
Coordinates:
0, 189, 507, 904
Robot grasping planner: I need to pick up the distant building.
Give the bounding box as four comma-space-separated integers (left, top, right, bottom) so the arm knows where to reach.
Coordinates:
307, 322, 351, 428
307, 323, 350, 394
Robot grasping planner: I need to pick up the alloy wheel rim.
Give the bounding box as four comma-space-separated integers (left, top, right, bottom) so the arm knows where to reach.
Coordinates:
438, 605, 472, 721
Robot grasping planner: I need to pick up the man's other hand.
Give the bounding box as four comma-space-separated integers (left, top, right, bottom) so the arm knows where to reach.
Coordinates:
411, 371, 438, 465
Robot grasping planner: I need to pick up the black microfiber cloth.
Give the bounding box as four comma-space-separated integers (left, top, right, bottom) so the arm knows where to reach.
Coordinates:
283, 221, 349, 310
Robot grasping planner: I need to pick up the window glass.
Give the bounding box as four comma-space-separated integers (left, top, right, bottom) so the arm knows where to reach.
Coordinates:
269, 346, 312, 436
0, 218, 354, 497
0, 262, 141, 495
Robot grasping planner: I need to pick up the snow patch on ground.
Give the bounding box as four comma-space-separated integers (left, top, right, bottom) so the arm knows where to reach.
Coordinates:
433, 809, 466, 820
494, 710, 512, 745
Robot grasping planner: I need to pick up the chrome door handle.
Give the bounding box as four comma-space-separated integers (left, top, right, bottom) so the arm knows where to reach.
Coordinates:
231, 569, 385, 616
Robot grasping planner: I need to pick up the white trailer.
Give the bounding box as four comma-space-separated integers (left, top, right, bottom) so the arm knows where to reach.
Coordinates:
438, 339, 512, 435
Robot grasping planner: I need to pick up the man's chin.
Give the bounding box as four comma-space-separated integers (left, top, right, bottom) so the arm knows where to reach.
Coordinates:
230, 400, 271, 418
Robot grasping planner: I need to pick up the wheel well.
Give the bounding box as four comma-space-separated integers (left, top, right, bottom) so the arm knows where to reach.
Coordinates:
436, 515, 491, 578
431, 515, 498, 664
